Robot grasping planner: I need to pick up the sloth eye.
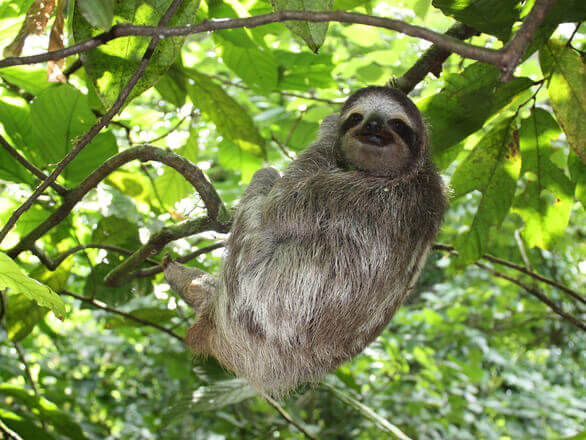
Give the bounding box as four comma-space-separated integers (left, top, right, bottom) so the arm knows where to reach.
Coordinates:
389, 119, 415, 146
347, 113, 363, 125
340, 113, 363, 134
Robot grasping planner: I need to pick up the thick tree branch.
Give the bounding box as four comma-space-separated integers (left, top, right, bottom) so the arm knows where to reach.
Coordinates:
0, 134, 68, 196
1, 11, 517, 72
0, 0, 186, 246
60, 290, 184, 342
499, 0, 557, 81
395, 23, 478, 94
7, 145, 226, 259
433, 244, 585, 306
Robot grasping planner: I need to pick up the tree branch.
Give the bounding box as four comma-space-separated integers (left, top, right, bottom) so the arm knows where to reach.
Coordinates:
499, 0, 558, 81
0, 134, 68, 196
265, 396, 318, 440
104, 216, 225, 286
433, 244, 585, 306
0, 0, 186, 246
133, 242, 225, 279
60, 290, 184, 342
0, 11, 509, 71
7, 145, 226, 259
475, 262, 585, 331
395, 23, 478, 94
30, 243, 160, 270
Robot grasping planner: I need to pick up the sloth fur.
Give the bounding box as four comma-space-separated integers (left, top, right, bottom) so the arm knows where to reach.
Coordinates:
163, 86, 446, 396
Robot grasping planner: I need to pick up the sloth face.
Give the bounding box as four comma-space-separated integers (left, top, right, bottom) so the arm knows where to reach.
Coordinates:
338, 87, 425, 177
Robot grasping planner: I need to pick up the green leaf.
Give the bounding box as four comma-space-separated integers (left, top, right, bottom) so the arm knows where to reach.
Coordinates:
5, 294, 48, 341
0, 409, 56, 440
451, 118, 522, 266
512, 108, 573, 249
0, 252, 66, 319
82, 262, 134, 306
77, 0, 114, 30
104, 307, 177, 328
419, 62, 533, 161
30, 85, 117, 185
185, 69, 265, 157
568, 152, 585, 208
92, 216, 140, 250
155, 61, 188, 107
0, 147, 35, 185
0, 66, 53, 96
270, 0, 334, 53
155, 167, 194, 206
72, 0, 199, 108
540, 41, 586, 163
165, 379, 256, 422
0, 93, 33, 158
432, 0, 520, 41
218, 140, 263, 183
220, 40, 278, 93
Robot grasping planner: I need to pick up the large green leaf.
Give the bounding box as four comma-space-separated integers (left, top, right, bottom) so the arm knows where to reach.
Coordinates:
568, 153, 585, 208
513, 108, 573, 250
72, 0, 199, 108
0, 252, 66, 319
451, 118, 522, 266
5, 293, 48, 341
270, 0, 334, 53
30, 85, 117, 184
77, 0, 114, 30
220, 40, 278, 93
432, 0, 520, 41
419, 62, 533, 161
104, 307, 177, 328
540, 41, 586, 163
185, 69, 265, 157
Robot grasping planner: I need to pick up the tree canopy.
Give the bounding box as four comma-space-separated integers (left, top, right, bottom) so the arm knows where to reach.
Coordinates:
0, 0, 584, 439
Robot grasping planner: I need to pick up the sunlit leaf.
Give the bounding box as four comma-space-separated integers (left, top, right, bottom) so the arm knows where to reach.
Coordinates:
451, 118, 522, 266
30, 85, 117, 184
540, 41, 586, 163
270, 0, 334, 53
77, 0, 114, 30
72, 0, 199, 108
513, 108, 573, 249
0, 252, 66, 319
419, 62, 532, 163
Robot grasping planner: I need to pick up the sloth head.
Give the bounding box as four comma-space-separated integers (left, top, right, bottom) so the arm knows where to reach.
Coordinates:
336, 86, 428, 177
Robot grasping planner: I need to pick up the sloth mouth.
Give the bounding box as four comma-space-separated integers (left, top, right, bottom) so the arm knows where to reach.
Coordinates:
357, 130, 394, 147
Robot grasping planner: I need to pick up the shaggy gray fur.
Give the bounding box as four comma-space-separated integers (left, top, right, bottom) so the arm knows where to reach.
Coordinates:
163, 87, 446, 396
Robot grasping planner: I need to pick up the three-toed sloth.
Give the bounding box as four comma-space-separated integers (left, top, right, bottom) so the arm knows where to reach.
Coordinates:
163, 86, 446, 396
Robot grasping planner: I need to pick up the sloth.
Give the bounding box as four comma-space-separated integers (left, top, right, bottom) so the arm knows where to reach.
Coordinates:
163, 86, 446, 396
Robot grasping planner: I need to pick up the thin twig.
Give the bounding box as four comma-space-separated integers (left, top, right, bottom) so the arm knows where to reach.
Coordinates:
13, 341, 47, 429
133, 242, 225, 278
0, 134, 68, 196
60, 290, 184, 342
30, 243, 160, 270
265, 396, 318, 440
475, 262, 585, 331
211, 74, 342, 104
0, 0, 187, 246
433, 244, 585, 306
0, 418, 24, 440
7, 145, 226, 259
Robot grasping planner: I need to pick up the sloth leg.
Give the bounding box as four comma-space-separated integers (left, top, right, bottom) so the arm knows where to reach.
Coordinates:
241, 167, 280, 200
161, 253, 216, 311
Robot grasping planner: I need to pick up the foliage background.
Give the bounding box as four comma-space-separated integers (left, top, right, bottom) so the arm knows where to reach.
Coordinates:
0, 0, 584, 439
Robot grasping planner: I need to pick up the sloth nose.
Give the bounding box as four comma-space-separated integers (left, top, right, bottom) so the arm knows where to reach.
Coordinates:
364, 116, 384, 132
